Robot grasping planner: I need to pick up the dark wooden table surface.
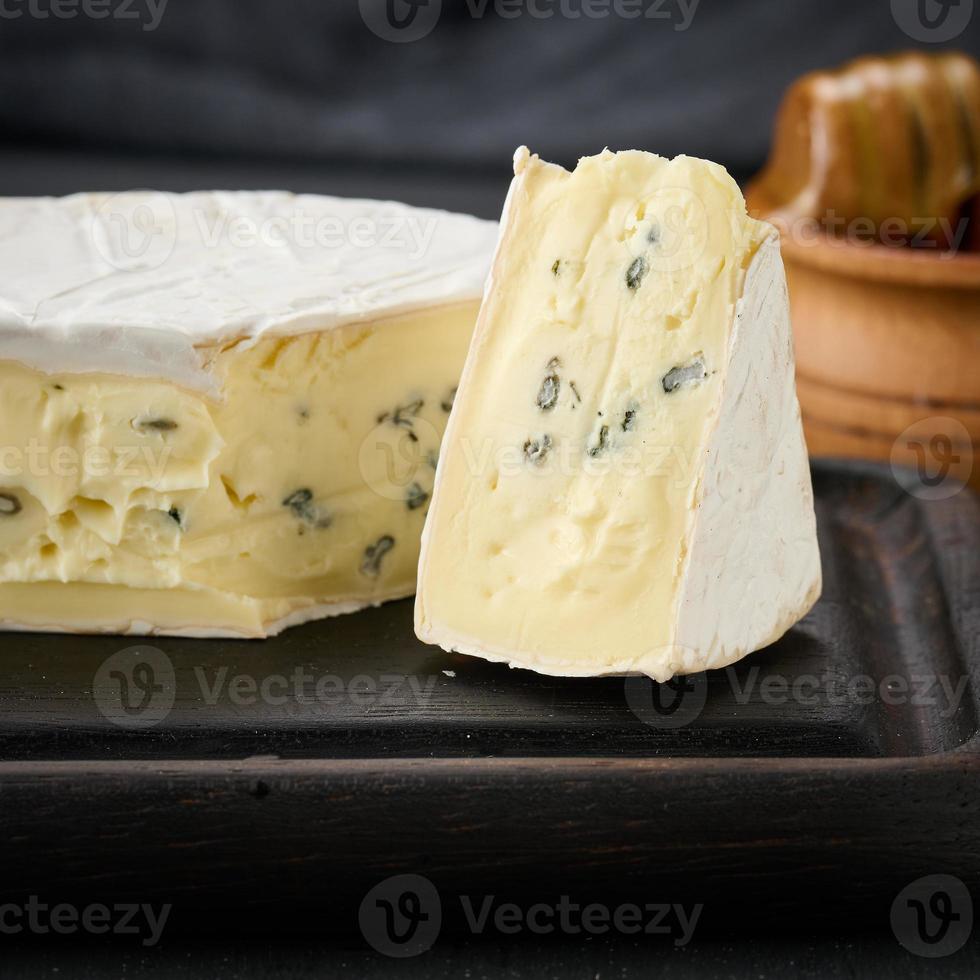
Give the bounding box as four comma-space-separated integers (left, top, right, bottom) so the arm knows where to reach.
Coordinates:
0, 449, 977, 973
1, 931, 978, 979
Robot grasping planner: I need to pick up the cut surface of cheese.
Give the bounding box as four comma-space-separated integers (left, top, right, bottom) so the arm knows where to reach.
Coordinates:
415, 147, 821, 681
0, 191, 497, 636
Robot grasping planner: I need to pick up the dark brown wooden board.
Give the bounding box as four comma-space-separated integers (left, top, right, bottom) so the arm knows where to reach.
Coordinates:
0, 460, 976, 940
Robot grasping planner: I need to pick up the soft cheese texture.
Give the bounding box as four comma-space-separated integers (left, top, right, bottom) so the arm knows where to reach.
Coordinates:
0, 191, 496, 636
415, 148, 821, 680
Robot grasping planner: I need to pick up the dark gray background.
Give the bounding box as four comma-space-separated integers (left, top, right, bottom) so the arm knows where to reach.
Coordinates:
0, 0, 978, 215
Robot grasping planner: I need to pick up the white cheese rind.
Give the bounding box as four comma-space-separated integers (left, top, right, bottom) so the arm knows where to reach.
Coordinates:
0, 191, 497, 391
670, 235, 821, 677
415, 147, 821, 681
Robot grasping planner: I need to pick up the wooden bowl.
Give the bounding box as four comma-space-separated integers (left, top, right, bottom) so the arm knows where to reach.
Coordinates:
769, 229, 980, 490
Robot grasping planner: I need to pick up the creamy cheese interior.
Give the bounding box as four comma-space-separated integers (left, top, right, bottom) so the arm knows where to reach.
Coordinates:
416, 149, 819, 678
0, 302, 477, 636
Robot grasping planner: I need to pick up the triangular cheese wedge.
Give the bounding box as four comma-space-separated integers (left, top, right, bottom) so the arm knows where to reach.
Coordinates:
416, 147, 821, 680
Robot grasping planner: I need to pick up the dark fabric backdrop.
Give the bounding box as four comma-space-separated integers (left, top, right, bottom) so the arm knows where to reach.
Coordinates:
0, 0, 977, 212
